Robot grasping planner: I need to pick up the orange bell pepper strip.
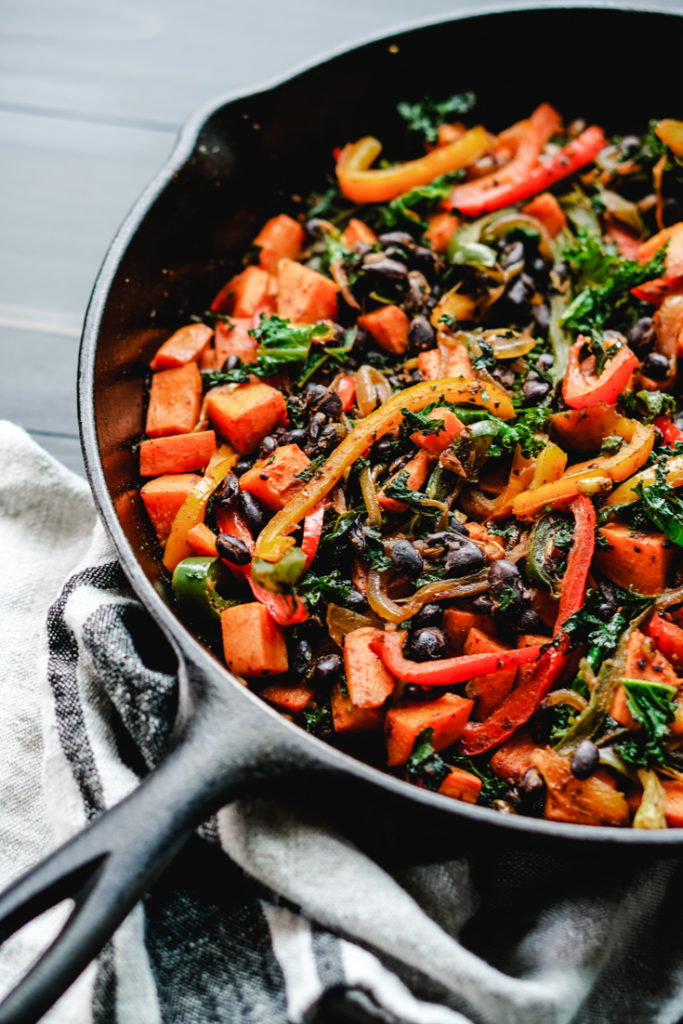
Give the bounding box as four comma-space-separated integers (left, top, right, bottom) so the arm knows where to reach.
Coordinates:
447, 126, 606, 217
336, 375, 356, 412
371, 631, 541, 686
162, 444, 238, 572
446, 118, 543, 214
562, 336, 639, 409
253, 376, 515, 562
215, 507, 307, 626
335, 126, 491, 204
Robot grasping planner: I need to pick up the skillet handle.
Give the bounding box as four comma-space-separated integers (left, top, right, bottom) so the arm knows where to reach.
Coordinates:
0, 654, 317, 1024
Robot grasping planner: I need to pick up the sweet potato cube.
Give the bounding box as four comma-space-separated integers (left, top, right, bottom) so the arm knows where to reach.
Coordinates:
206, 382, 287, 453
211, 266, 272, 317
522, 192, 567, 238
140, 473, 202, 544
239, 443, 310, 510
417, 342, 473, 381
425, 211, 459, 252
611, 628, 679, 727
221, 602, 288, 677
409, 407, 465, 454
596, 523, 675, 596
442, 609, 495, 652
663, 780, 683, 827
378, 449, 432, 512
331, 681, 384, 734
385, 693, 473, 767
145, 362, 203, 438
254, 214, 305, 273
343, 627, 395, 709
276, 258, 338, 323
139, 430, 216, 477
463, 628, 517, 720
490, 731, 537, 785
260, 683, 315, 713
342, 218, 377, 247
186, 521, 218, 557
531, 748, 629, 827
150, 324, 213, 370
438, 767, 482, 804
358, 305, 410, 354
212, 318, 259, 367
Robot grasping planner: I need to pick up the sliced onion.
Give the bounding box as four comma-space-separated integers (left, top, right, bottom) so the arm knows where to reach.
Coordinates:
354, 365, 393, 417
481, 212, 554, 262
484, 329, 537, 360
544, 689, 589, 713
360, 465, 382, 527
394, 571, 490, 621
326, 602, 379, 647
655, 585, 683, 612
330, 258, 360, 310
367, 569, 406, 623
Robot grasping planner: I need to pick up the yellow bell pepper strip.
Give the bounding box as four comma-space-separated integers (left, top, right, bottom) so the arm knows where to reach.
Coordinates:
335, 126, 491, 204
254, 377, 514, 562
562, 336, 639, 409
163, 444, 238, 572
606, 454, 683, 508
371, 630, 541, 686
655, 119, 683, 158
512, 419, 654, 519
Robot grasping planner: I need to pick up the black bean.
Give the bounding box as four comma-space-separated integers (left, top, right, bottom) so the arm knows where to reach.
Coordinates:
234, 457, 252, 477
312, 654, 342, 682
471, 595, 493, 614
280, 428, 307, 447
316, 423, 342, 453
316, 390, 343, 419
403, 683, 443, 701
213, 472, 239, 508
662, 197, 683, 227
305, 382, 326, 401
523, 378, 551, 403
221, 354, 241, 371
348, 521, 366, 555
489, 559, 521, 590
519, 767, 545, 797
517, 607, 544, 633
371, 437, 397, 460
292, 639, 313, 676
444, 539, 487, 577
260, 435, 277, 455
216, 534, 251, 565
342, 588, 368, 612
642, 351, 670, 380
530, 256, 549, 286
413, 603, 443, 629
537, 351, 554, 370
391, 540, 424, 578
570, 739, 600, 780
492, 364, 516, 389
532, 302, 551, 332
308, 411, 326, 441
406, 271, 430, 308
238, 491, 266, 532
518, 768, 546, 815
501, 240, 525, 268
377, 231, 414, 249
447, 516, 469, 536
404, 628, 448, 661
362, 257, 408, 281
505, 276, 533, 309
626, 316, 655, 355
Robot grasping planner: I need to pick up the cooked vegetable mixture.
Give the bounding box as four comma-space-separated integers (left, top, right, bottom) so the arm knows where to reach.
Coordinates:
139, 98, 683, 828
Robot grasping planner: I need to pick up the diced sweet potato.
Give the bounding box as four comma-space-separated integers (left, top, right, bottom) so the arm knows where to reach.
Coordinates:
206, 381, 287, 453
140, 473, 202, 544
331, 681, 384, 733
463, 628, 517, 720
611, 628, 679, 727
442, 609, 495, 652
254, 214, 305, 273
358, 305, 410, 354
438, 767, 482, 804
409, 407, 465, 454
186, 521, 218, 557
150, 323, 213, 370
239, 443, 310, 510
343, 627, 395, 709
531, 748, 629, 827
417, 342, 472, 380
221, 602, 288, 677
378, 449, 432, 512
145, 362, 203, 438
276, 258, 338, 323
596, 523, 675, 596
211, 265, 273, 317
662, 779, 683, 827
342, 218, 377, 247
139, 430, 216, 477
522, 192, 567, 238
385, 693, 473, 767
490, 731, 537, 785
425, 211, 459, 253
260, 683, 315, 713
213, 318, 259, 366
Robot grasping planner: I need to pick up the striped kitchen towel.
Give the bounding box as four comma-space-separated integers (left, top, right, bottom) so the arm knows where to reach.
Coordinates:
1, 419, 682, 1024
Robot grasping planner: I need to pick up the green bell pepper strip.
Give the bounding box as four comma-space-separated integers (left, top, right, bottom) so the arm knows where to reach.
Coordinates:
172, 557, 236, 622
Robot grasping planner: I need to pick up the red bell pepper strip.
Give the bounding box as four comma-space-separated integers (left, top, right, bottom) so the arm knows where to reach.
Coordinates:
459, 638, 568, 756
336, 375, 356, 413
301, 502, 326, 568
654, 416, 683, 448
215, 507, 307, 626
562, 337, 638, 409
555, 494, 596, 634
644, 613, 683, 669
446, 126, 606, 217
371, 631, 541, 686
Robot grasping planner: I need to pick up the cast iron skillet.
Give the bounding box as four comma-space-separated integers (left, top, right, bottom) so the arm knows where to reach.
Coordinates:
2, 4, 683, 1021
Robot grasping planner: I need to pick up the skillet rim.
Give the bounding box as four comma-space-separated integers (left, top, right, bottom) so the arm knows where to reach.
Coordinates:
78, 0, 683, 848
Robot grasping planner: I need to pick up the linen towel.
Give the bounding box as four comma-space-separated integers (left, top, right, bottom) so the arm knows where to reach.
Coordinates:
1, 419, 682, 1024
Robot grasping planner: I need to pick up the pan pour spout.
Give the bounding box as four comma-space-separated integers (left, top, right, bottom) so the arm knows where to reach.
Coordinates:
0, 655, 318, 1024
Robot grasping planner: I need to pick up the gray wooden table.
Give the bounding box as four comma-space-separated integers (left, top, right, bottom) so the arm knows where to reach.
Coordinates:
3, 0, 682, 476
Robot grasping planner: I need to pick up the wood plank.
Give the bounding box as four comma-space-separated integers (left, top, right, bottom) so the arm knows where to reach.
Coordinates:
0, 110, 175, 323
0, 0, 475, 128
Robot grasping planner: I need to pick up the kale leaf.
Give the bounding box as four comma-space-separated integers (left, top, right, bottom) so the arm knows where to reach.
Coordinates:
368, 173, 463, 232
405, 728, 450, 790
484, 407, 550, 459
401, 406, 446, 437
615, 680, 677, 767
296, 569, 352, 612
562, 586, 653, 666
620, 390, 676, 424
636, 462, 683, 547
397, 92, 477, 144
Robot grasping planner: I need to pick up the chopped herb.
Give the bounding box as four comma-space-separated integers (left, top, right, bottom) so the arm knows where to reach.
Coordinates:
484, 407, 550, 459
296, 569, 352, 612
405, 728, 450, 790
367, 172, 464, 233
546, 703, 577, 745
621, 390, 676, 424
446, 751, 510, 806
295, 454, 326, 482
497, 586, 517, 612
615, 680, 677, 767
397, 92, 477, 145
636, 462, 683, 547
250, 314, 330, 375
401, 406, 446, 436
562, 586, 653, 667
201, 365, 252, 388
471, 338, 496, 373
302, 701, 333, 737
599, 435, 625, 456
